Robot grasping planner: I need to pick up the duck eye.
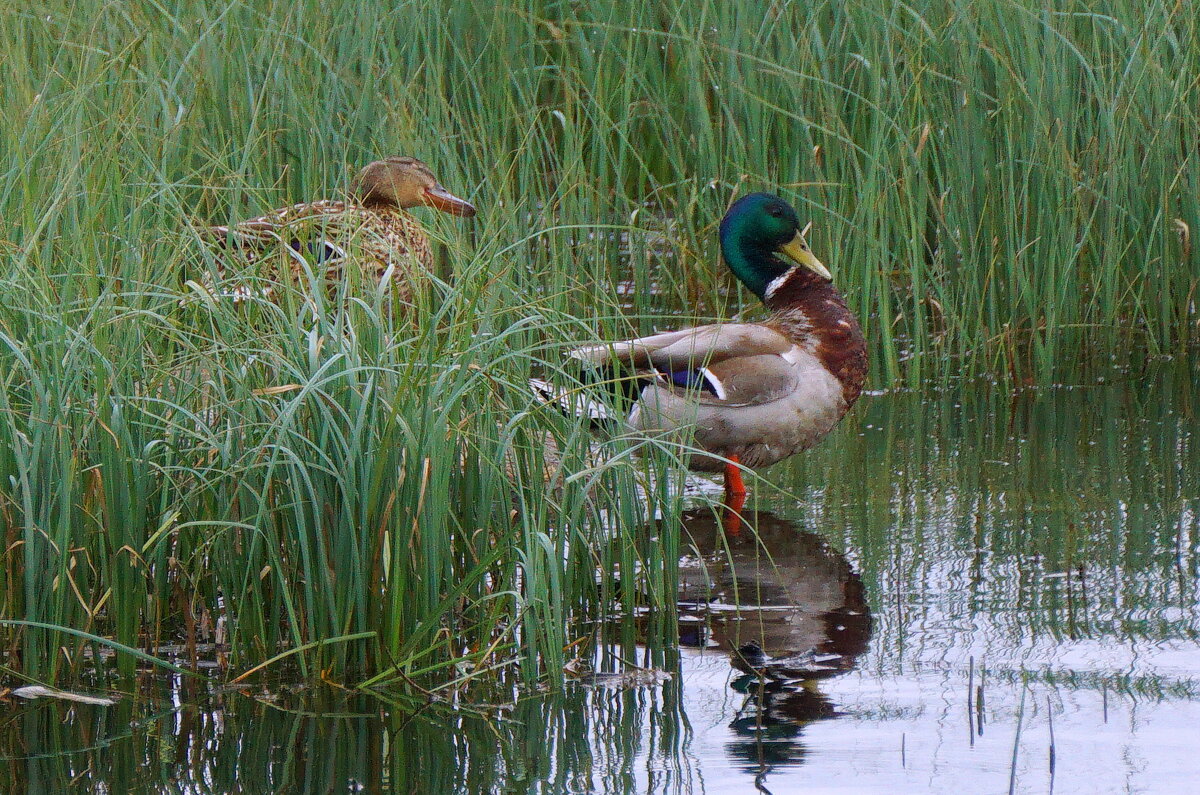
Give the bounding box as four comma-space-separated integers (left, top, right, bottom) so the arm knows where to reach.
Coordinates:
766, 205, 784, 218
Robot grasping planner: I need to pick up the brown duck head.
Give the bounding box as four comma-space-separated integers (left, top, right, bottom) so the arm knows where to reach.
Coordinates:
350, 156, 476, 217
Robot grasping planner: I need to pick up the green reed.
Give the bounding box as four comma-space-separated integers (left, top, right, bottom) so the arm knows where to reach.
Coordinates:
0, 0, 1197, 686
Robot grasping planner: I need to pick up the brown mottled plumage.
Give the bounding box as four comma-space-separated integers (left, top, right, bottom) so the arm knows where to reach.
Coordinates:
200, 157, 475, 302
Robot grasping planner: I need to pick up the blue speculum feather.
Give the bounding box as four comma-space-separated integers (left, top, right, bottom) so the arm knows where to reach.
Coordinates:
289, 238, 340, 264
667, 369, 719, 396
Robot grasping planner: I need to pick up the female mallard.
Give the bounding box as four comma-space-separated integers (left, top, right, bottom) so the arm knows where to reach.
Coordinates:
201, 156, 476, 302
561, 193, 866, 519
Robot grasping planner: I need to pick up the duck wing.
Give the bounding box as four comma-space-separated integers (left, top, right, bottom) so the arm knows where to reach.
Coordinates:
570, 323, 793, 369
198, 202, 372, 299
571, 323, 806, 408
204, 201, 362, 261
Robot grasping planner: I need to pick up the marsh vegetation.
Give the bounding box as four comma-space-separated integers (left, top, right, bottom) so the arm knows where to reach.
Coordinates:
0, 0, 1196, 706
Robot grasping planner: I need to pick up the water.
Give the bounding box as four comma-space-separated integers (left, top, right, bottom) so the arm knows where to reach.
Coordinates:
4, 363, 1198, 793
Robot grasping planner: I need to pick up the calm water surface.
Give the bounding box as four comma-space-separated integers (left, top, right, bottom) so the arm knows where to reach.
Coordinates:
4, 363, 1198, 793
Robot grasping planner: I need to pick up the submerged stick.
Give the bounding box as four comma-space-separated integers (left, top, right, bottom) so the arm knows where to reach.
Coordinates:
1008, 687, 1027, 795
1047, 695, 1056, 793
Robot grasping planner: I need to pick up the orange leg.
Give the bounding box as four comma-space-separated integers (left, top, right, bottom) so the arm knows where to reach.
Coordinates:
724, 455, 748, 500
722, 455, 748, 534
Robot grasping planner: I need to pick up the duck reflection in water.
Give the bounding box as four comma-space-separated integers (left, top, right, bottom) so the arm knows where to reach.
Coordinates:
677, 509, 872, 786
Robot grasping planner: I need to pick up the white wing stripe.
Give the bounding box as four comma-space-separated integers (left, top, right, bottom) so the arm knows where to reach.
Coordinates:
698, 367, 728, 400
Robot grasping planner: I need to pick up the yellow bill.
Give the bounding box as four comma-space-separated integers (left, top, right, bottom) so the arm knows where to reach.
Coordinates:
776, 231, 832, 280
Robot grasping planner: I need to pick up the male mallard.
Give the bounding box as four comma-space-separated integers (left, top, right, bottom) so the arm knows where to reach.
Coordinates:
558, 193, 867, 521
200, 156, 476, 302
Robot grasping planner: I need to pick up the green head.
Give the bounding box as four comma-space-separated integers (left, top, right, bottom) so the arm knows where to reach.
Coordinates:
718, 193, 831, 300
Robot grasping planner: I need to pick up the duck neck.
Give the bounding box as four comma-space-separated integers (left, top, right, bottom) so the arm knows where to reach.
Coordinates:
349, 177, 404, 211
719, 229, 792, 302
356, 194, 399, 211
761, 266, 840, 311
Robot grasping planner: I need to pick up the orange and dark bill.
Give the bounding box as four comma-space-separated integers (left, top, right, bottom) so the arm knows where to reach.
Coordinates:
423, 184, 477, 217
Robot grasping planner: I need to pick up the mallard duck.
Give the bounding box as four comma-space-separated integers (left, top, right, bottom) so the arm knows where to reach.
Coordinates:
553, 193, 867, 520
199, 156, 476, 302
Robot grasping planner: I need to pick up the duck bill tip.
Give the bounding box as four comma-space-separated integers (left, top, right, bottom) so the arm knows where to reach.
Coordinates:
424, 186, 477, 217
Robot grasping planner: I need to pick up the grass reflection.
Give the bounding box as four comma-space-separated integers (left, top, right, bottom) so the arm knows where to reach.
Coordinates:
779, 361, 1199, 690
